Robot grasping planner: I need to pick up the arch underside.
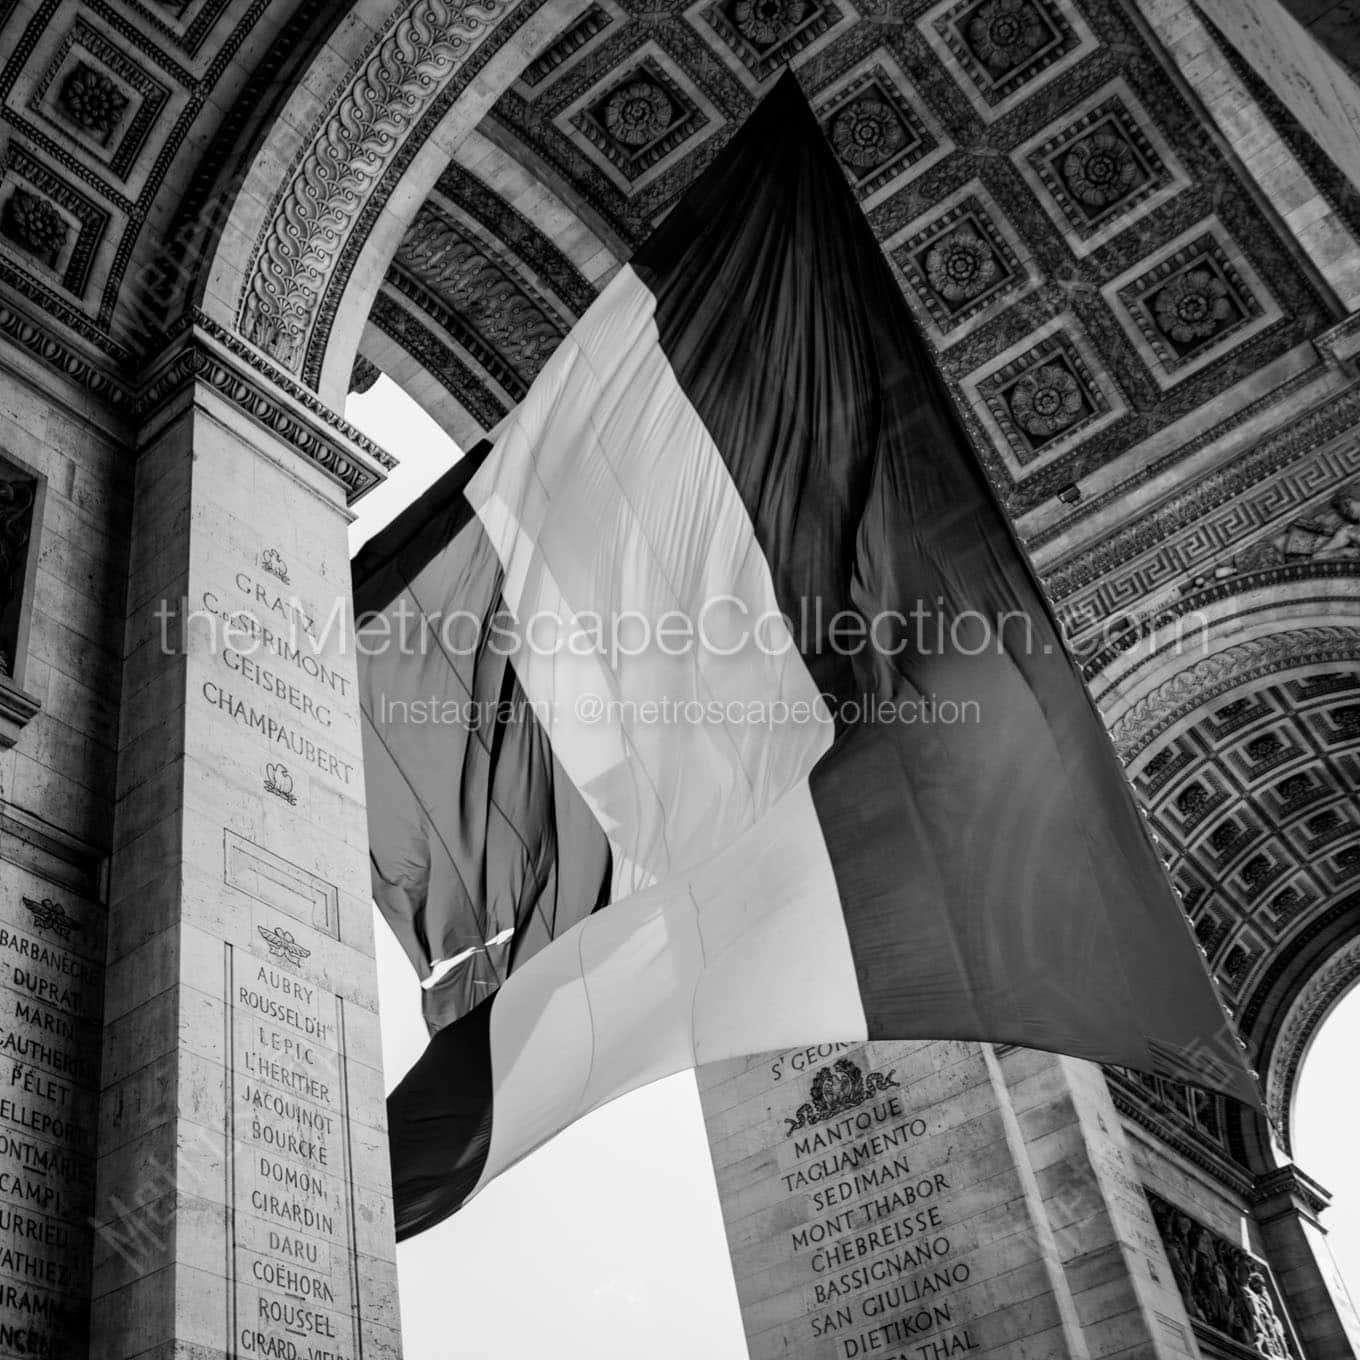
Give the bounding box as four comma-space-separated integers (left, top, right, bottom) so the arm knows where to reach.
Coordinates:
1111, 601, 1360, 1164
359, 7, 1360, 1187
3, 0, 1360, 1197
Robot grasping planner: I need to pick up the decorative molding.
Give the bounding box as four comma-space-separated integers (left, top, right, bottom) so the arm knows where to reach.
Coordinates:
920, 0, 1098, 122
0, 142, 111, 299
0, 296, 131, 405
0, 801, 105, 898
812, 50, 955, 210
395, 202, 565, 385
0, 677, 42, 749
432, 161, 596, 317
28, 19, 172, 180
1013, 79, 1187, 258
1076, 563, 1360, 682
1109, 627, 1360, 758
1103, 222, 1282, 390
135, 313, 395, 501
1046, 394, 1360, 611
370, 284, 510, 429
518, 2, 612, 88
1125, 668, 1360, 1023
965, 314, 1127, 478
238, 0, 517, 375
1262, 936, 1360, 1156
1108, 1071, 1255, 1195
1250, 1164, 1331, 1218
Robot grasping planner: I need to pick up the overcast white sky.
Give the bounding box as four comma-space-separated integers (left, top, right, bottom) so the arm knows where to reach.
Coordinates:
346, 377, 1360, 1359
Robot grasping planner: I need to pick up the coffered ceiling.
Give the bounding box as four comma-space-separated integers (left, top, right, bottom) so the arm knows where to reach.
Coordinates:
374, 0, 1356, 522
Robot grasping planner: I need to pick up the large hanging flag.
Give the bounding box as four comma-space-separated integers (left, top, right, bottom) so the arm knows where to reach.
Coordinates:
357, 72, 1257, 1240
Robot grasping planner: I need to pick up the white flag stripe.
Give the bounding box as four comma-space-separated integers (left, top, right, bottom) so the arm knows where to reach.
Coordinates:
467, 265, 832, 897
475, 782, 867, 1191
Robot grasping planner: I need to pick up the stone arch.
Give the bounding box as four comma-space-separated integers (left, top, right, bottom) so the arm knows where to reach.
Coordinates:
199, 0, 592, 408
1099, 573, 1360, 1174
1257, 909, 1360, 1158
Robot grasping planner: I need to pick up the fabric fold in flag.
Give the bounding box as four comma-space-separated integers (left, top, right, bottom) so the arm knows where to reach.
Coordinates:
362, 71, 1259, 1243
354, 443, 612, 1034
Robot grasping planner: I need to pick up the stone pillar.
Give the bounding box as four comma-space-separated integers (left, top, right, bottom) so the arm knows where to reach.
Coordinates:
697, 1040, 1199, 1360
1251, 1165, 1360, 1360
89, 327, 400, 1360
991, 1048, 1201, 1359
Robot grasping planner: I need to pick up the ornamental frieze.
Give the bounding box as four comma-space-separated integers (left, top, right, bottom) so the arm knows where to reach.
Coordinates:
238, 0, 519, 374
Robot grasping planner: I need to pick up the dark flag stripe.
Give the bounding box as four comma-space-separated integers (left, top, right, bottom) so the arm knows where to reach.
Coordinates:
632, 74, 1241, 1097
369, 73, 1258, 1243
385, 996, 495, 1241
354, 444, 611, 1034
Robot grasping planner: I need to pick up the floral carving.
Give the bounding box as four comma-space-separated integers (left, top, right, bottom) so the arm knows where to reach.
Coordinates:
0, 190, 68, 264
59, 63, 129, 138
965, 0, 1048, 74
241, 0, 512, 373
923, 226, 1000, 305
1154, 268, 1236, 345
732, 0, 808, 47
397, 206, 565, 379
1007, 362, 1085, 439
602, 79, 673, 148
830, 96, 907, 171
1061, 130, 1140, 210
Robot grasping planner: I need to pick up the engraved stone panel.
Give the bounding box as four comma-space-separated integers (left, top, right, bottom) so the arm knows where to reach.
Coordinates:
226, 945, 364, 1360
700, 1040, 1075, 1360
0, 878, 103, 1360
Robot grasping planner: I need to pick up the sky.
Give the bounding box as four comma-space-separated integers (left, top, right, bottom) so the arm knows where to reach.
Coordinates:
345, 376, 1360, 1358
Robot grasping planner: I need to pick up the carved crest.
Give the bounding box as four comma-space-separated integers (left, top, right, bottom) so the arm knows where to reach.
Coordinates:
21, 895, 78, 939
264, 762, 296, 805
258, 924, 311, 968
784, 1058, 900, 1136
260, 547, 291, 583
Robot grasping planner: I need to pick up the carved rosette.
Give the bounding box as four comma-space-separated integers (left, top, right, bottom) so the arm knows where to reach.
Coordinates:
239, 0, 512, 374
59, 63, 130, 138
1, 189, 69, 264
830, 96, 907, 172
